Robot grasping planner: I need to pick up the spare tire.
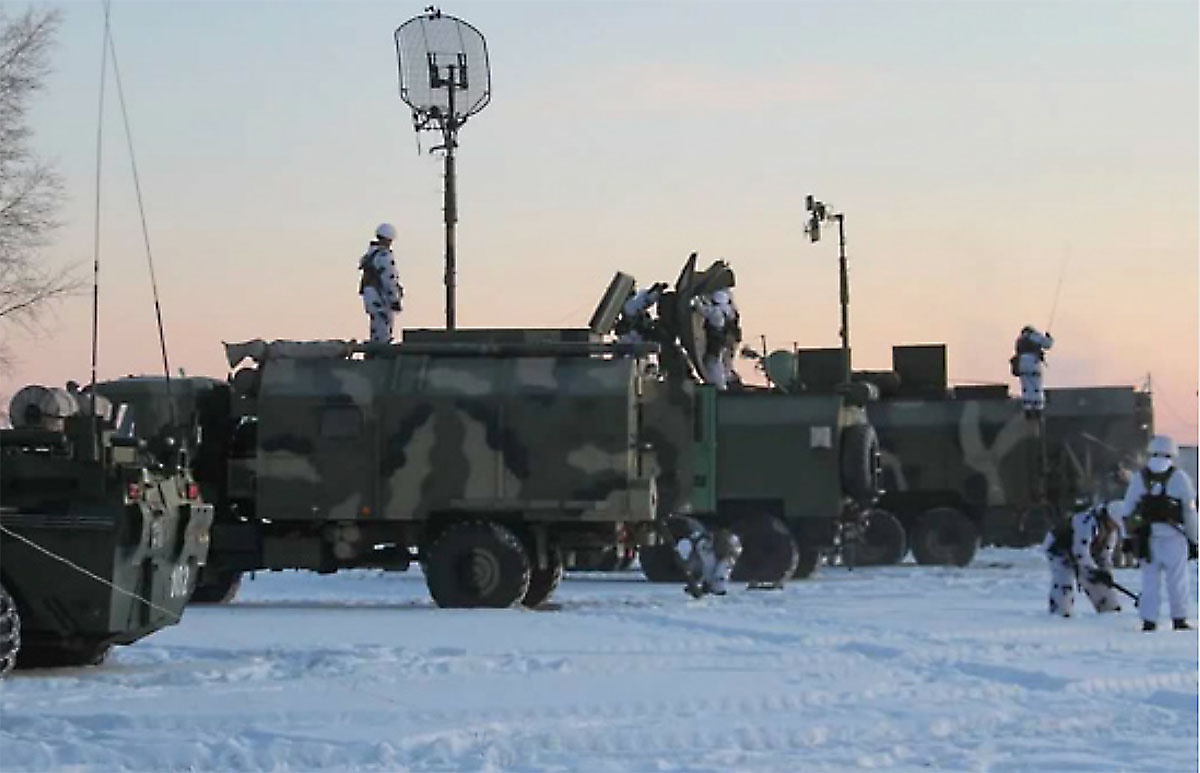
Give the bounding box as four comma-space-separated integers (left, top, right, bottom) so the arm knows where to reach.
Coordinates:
911, 507, 978, 567
425, 521, 530, 608
840, 423, 880, 505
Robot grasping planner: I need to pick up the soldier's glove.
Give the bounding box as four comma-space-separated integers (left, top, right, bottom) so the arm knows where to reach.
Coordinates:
1189, 542, 1198, 561
1088, 568, 1114, 587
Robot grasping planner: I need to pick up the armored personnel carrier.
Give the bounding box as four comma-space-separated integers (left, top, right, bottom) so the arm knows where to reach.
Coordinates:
842, 344, 1152, 566
0, 384, 213, 675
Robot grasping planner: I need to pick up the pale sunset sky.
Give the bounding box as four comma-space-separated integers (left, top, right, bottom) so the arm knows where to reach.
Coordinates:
4, 0, 1197, 443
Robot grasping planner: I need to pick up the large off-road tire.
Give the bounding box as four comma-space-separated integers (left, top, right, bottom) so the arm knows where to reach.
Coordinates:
729, 513, 799, 585
0, 583, 20, 678
840, 423, 880, 504
522, 548, 564, 609
189, 568, 243, 605
911, 507, 979, 567
17, 642, 112, 669
640, 514, 705, 583
791, 547, 822, 580
855, 509, 907, 566
425, 521, 530, 608
638, 544, 686, 583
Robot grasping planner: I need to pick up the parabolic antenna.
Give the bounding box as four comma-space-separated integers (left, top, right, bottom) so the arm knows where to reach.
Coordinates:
394, 8, 491, 330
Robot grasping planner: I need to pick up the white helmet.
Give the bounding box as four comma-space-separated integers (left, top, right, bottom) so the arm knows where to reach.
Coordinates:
711, 289, 731, 305
375, 222, 397, 241
1148, 435, 1177, 459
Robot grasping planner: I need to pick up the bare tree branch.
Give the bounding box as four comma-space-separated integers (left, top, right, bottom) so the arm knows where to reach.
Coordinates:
0, 6, 76, 367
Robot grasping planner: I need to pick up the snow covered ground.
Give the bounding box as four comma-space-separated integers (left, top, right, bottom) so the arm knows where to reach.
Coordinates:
1, 547, 1196, 773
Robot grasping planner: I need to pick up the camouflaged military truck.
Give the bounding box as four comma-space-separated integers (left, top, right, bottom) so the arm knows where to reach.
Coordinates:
612, 253, 882, 586
845, 344, 1153, 566
0, 384, 212, 675
134, 330, 664, 610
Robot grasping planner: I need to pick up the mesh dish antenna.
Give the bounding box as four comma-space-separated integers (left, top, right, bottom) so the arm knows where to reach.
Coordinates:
395, 7, 491, 330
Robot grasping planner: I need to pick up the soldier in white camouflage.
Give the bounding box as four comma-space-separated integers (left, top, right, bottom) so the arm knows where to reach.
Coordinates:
1042, 499, 1125, 616
695, 288, 741, 390
670, 515, 742, 597
1121, 435, 1199, 631
358, 223, 404, 344
1012, 325, 1053, 419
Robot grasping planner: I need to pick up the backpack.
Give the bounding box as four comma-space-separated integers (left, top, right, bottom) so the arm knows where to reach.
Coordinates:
1009, 354, 1020, 376
358, 247, 383, 295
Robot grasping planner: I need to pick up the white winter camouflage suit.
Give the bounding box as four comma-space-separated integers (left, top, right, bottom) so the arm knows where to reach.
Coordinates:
1042, 505, 1123, 616
1015, 327, 1053, 414
1121, 466, 1199, 626
359, 243, 403, 344
674, 523, 741, 596
696, 290, 740, 390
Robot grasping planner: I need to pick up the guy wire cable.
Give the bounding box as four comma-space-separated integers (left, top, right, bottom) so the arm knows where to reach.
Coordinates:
104, 1, 177, 426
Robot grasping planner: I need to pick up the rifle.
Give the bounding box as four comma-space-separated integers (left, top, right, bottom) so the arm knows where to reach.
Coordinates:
1089, 568, 1140, 606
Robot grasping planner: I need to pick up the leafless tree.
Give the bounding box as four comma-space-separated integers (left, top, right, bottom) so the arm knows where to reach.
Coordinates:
0, 7, 75, 367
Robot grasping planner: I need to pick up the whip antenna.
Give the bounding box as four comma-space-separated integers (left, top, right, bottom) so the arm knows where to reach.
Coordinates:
1046, 246, 1070, 332
394, 7, 491, 330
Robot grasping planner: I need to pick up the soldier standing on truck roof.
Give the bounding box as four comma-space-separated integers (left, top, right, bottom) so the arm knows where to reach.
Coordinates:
1012, 325, 1053, 419
358, 223, 404, 344
614, 281, 668, 345
1042, 499, 1126, 617
696, 288, 742, 390
1120, 435, 1199, 631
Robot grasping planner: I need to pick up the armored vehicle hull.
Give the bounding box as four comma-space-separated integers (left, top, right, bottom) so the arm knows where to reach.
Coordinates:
0, 386, 212, 674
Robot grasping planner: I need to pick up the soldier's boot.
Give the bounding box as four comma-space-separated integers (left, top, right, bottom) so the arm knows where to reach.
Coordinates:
1142, 620, 1157, 632
1173, 618, 1192, 631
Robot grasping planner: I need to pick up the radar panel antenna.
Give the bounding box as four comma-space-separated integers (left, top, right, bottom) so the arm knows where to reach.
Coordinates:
394, 8, 491, 330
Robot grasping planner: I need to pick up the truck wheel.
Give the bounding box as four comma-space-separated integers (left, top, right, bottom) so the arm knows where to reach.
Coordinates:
522, 548, 563, 609
840, 423, 880, 504
638, 544, 686, 582
791, 547, 822, 579
855, 509, 907, 566
730, 514, 799, 585
911, 507, 978, 567
425, 521, 530, 608
190, 569, 243, 605
0, 584, 20, 678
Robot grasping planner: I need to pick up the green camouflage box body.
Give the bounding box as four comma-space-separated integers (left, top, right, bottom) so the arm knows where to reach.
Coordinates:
869, 385, 1153, 546
224, 338, 657, 528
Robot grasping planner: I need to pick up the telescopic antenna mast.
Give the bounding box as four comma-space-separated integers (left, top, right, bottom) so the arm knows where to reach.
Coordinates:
394, 7, 491, 330
805, 195, 851, 383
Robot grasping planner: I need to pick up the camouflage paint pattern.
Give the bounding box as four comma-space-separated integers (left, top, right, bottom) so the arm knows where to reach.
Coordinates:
868, 386, 1153, 544
225, 339, 658, 527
